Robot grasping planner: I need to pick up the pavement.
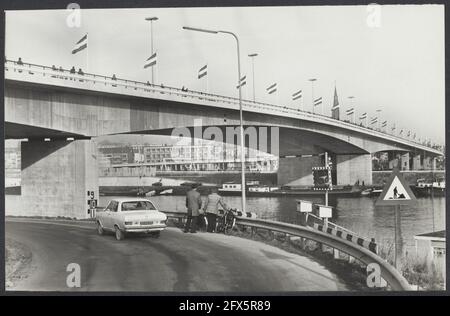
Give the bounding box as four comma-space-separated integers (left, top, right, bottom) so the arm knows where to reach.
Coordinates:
5, 218, 349, 292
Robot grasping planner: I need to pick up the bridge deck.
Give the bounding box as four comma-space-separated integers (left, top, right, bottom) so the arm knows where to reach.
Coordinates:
4, 60, 443, 156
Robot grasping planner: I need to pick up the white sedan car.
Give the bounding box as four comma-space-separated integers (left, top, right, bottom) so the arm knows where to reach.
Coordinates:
96, 198, 167, 240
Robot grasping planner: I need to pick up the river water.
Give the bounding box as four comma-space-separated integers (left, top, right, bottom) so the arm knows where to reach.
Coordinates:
99, 194, 445, 256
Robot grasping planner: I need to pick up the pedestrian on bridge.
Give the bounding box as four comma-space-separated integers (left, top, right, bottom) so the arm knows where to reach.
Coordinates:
184, 183, 202, 233
202, 187, 229, 233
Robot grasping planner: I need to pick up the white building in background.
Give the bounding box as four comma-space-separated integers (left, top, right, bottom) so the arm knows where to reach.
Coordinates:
98, 141, 279, 176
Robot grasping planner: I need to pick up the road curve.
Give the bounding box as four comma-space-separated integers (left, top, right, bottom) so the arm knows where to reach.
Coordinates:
6, 219, 349, 292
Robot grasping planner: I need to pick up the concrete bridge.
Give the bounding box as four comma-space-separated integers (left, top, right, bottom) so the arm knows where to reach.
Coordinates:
5, 60, 443, 218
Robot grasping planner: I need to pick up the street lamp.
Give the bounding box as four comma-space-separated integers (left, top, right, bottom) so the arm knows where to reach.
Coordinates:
248, 53, 258, 102
183, 26, 247, 213
308, 78, 317, 113
145, 17, 159, 84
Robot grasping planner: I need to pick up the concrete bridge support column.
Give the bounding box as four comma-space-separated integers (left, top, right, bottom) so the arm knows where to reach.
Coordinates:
277, 156, 321, 186
336, 154, 372, 186
412, 154, 422, 170
388, 152, 400, 169
20, 139, 98, 219
423, 157, 433, 170
400, 153, 410, 170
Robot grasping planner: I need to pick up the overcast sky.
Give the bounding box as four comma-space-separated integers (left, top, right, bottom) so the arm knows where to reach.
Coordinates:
5, 5, 445, 144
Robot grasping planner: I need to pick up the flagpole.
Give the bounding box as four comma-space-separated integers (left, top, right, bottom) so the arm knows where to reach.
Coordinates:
86, 32, 89, 73
206, 68, 209, 94
145, 17, 159, 85
276, 87, 279, 106
309, 78, 316, 114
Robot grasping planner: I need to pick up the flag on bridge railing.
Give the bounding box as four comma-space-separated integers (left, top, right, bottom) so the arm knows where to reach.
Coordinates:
400, 129, 403, 135
391, 124, 396, 132
266, 83, 277, 94
407, 130, 411, 137
292, 89, 302, 101
360, 112, 367, 120
198, 64, 208, 79
72, 34, 88, 54
346, 108, 354, 115
314, 97, 322, 106
382, 120, 387, 128
236, 75, 246, 88
144, 52, 157, 68
370, 117, 378, 125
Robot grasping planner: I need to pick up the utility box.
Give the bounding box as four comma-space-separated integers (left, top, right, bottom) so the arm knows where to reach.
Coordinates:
296, 200, 312, 213
317, 204, 332, 219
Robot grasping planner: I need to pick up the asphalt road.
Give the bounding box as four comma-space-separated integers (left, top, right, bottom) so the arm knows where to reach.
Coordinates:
6, 219, 349, 292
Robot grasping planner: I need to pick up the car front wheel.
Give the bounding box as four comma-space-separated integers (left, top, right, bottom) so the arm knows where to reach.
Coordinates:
115, 226, 125, 241
150, 231, 160, 238
97, 221, 104, 235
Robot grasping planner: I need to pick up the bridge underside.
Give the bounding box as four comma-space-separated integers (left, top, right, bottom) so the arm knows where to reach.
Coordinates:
121, 126, 371, 186
5, 122, 88, 140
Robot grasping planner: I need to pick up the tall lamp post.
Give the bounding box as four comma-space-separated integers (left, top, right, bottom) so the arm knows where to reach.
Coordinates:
248, 53, 258, 102
183, 26, 247, 213
145, 16, 158, 84
308, 78, 317, 113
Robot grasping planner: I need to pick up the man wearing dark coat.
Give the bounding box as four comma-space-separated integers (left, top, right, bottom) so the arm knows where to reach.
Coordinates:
184, 184, 202, 233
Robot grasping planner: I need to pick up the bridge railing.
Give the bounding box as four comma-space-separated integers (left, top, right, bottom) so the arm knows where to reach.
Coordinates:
160, 210, 411, 291
5, 59, 441, 154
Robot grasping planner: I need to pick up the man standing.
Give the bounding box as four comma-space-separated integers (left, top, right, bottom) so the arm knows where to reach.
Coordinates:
203, 187, 228, 233
184, 183, 202, 233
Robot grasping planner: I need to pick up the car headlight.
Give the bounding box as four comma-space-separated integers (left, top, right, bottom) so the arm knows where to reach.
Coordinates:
124, 221, 132, 225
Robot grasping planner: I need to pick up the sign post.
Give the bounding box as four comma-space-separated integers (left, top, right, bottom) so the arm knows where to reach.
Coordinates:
87, 190, 97, 218
376, 168, 417, 269
313, 152, 332, 227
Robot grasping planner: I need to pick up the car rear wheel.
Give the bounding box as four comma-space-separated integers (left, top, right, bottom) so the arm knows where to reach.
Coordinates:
97, 221, 104, 235
115, 226, 125, 241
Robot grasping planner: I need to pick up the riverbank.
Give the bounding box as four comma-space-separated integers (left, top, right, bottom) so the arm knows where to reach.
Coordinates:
373, 170, 445, 186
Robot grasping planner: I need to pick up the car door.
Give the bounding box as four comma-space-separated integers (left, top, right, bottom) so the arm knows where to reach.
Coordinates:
109, 201, 120, 228
103, 200, 118, 230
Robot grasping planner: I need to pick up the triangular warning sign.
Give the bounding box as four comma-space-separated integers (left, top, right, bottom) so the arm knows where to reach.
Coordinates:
376, 168, 417, 206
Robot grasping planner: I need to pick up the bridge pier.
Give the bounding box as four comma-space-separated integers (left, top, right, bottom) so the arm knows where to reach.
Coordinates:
422, 156, 437, 170
388, 152, 400, 169
400, 152, 410, 170
336, 154, 372, 186
277, 156, 321, 186
19, 139, 98, 218
412, 154, 422, 170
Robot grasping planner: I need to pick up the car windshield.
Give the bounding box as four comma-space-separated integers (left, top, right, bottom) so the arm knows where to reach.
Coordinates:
121, 201, 156, 211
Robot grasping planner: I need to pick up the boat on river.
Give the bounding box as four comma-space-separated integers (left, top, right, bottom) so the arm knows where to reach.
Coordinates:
413, 178, 445, 197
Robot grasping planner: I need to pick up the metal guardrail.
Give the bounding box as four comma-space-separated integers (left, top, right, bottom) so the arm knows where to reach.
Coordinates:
4, 60, 442, 155
160, 210, 411, 291
236, 217, 411, 291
